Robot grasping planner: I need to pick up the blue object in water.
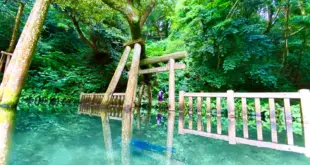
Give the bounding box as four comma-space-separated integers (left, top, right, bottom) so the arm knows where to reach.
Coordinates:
130, 139, 175, 154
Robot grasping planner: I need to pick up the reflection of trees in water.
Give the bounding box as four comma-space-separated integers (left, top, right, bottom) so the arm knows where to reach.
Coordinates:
78, 103, 177, 165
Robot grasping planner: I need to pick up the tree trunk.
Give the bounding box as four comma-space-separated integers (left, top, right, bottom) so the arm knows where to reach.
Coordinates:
7, 2, 25, 53
264, 4, 274, 34
0, 0, 52, 107
0, 107, 15, 165
282, 0, 290, 68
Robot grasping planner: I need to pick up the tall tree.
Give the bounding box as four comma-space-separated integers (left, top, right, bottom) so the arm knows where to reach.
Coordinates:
0, 0, 52, 162
101, 0, 156, 42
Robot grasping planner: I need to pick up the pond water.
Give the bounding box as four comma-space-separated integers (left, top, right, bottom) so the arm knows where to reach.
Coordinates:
7, 104, 310, 165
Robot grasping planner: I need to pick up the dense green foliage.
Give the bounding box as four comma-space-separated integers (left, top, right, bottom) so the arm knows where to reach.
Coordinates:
152, 0, 310, 92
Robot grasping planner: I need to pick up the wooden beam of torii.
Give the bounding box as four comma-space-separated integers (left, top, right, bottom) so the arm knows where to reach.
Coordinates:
139, 63, 186, 75
127, 51, 187, 67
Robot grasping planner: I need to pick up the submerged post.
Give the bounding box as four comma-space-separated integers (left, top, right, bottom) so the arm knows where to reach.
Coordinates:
299, 89, 310, 157
178, 91, 185, 134
99, 46, 131, 165
147, 84, 152, 124
167, 58, 175, 164
227, 90, 236, 144
122, 43, 141, 165
137, 85, 145, 130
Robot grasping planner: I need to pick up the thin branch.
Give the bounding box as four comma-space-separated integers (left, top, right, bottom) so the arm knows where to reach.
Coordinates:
140, 0, 156, 28
272, 6, 282, 25
288, 26, 306, 37
71, 16, 98, 53
226, 0, 240, 19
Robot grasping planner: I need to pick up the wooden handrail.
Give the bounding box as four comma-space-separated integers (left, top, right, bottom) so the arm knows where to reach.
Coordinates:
1, 51, 13, 56
183, 92, 301, 99
179, 89, 310, 157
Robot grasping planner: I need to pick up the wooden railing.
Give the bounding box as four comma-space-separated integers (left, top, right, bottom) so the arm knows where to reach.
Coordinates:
178, 90, 310, 157
78, 93, 125, 120
0, 51, 12, 72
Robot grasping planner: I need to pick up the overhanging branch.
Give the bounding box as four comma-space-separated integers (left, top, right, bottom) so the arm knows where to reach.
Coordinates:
101, 0, 127, 14
140, 0, 156, 28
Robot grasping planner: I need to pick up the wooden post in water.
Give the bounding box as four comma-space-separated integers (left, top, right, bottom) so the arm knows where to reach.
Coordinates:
284, 98, 293, 145
98, 46, 131, 165
299, 89, 310, 157
188, 97, 193, 129
255, 98, 263, 141
206, 97, 211, 133
227, 90, 236, 144
242, 97, 248, 138
216, 97, 222, 134
122, 43, 141, 165
166, 58, 175, 164
147, 84, 152, 124
137, 85, 145, 130
178, 91, 185, 134
197, 95, 202, 131
269, 98, 278, 143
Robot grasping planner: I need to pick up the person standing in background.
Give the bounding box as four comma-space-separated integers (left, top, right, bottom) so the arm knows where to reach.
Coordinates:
157, 90, 164, 125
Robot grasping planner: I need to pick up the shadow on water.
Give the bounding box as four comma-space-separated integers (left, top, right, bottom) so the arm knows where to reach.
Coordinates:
7, 103, 310, 165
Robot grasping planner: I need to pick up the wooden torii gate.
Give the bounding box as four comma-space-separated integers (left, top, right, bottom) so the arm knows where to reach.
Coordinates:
78, 43, 187, 164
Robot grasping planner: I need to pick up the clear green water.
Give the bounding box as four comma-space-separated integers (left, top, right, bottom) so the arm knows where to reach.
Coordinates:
7, 104, 310, 165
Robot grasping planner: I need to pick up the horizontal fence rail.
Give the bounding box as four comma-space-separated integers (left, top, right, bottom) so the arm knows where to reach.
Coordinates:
78, 93, 125, 120
178, 89, 310, 157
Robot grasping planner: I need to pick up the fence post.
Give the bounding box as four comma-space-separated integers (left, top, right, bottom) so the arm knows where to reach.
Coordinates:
179, 91, 185, 134
299, 89, 310, 157
227, 90, 236, 144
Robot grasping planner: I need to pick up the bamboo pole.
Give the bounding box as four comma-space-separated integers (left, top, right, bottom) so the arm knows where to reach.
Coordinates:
166, 58, 175, 164
299, 89, 310, 157
122, 43, 141, 165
